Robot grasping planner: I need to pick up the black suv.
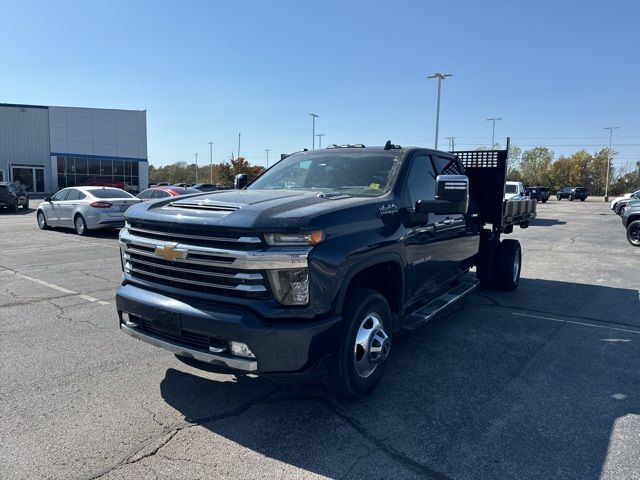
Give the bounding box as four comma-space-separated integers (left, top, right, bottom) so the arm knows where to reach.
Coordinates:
557, 187, 587, 201
0, 182, 29, 211
525, 186, 550, 203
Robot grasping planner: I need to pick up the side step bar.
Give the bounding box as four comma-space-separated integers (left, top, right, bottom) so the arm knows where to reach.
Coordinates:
403, 280, 479, 331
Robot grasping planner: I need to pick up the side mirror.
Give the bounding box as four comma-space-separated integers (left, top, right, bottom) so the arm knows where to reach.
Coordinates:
43, 197, 52, 202
416, 175, 469, 215
234, 174, 248, 189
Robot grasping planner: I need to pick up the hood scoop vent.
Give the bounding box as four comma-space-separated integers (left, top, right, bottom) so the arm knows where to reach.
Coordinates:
167, 200, 239, 212
316, 192, 351, 200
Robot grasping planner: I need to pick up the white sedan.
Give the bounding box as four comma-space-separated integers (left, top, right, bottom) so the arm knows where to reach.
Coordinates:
36, 186, 141, 235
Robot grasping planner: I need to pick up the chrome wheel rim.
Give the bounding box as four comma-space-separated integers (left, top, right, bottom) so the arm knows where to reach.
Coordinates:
38, 213, 45, 228
76, 217, 85, 234
513, 248, 521, 282
353, 313, 390, 378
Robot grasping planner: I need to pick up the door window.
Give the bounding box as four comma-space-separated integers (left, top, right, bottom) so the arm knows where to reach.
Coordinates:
66, 189, 81, 201
137, 189, 153, 199
407, 155, 436, 207
51, 190, 70, 201
152, 189, 170, 198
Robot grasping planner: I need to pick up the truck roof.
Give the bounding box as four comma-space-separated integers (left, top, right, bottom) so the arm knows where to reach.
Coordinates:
302, 145, 456, 158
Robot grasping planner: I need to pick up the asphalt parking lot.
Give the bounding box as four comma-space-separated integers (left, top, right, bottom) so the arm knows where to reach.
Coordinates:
1, 199, 639, 480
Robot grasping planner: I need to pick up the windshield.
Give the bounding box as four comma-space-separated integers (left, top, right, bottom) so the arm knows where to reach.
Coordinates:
89, 188, 134, 199
505, 184, 518, 193
248, 151, 403, 197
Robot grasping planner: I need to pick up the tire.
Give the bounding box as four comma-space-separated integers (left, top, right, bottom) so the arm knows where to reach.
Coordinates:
557, 196, 561, 201
580, 198, 585, 202
74, 214, 88, 236
569, 196, 574, 201
627, 220, 640, 247
37, 211, 49, 230
493, 239, 522, 291
22, 198, 29, 209
10, 199, 19, 213
324, 288, 392, 398
477, 229, 497, 289
542, 199, 547, 203
618, 205, 626, 215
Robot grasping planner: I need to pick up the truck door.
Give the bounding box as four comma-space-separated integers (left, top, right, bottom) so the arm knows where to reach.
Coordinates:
403, 154, 452, 302
431, 155, 480, 278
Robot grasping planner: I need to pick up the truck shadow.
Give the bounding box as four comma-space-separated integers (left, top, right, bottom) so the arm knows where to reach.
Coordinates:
159, 278, 640, 479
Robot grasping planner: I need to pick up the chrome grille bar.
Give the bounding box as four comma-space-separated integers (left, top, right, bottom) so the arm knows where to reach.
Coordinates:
126, 266, 267, 292
124, 254, 263, 280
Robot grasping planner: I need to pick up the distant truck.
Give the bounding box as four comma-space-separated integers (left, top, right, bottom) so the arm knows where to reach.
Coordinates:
116, 141, 536, 397
505, 181, 527, 200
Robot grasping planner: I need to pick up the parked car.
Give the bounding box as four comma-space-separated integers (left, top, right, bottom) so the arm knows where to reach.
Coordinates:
191, 183, 220, 192
612, 190, 640, 215
172, 183, 193, 188
0, 182, 29, 211
36, 187, 141, 235
505, 181, 527, 201
116, 143, 536, 397
557, 187, 588, 201
137, 186, 201, 201
525, 186, 550, 203
621, 202, 640, 247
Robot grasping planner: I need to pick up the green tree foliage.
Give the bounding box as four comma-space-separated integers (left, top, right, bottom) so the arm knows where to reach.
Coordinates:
520, 147, 553, 186
149, 157, 265, 186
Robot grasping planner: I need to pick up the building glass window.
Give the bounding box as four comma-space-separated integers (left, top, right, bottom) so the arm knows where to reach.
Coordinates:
55, 156, 143, 193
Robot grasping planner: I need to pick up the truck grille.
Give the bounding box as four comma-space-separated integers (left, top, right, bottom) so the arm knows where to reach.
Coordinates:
121, 222, 271, 299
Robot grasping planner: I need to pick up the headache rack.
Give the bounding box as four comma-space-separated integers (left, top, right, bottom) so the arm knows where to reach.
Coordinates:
453, 138, 536, 234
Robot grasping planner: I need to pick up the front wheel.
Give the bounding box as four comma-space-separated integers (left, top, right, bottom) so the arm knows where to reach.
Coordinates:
580, 198, 585, 202
10, 199, 19, 213
557, 195, 561, 201
569, 196, 574, 201
619, 205, 626, 215
493, 239, 522, 291
22, 198, 29, 209
627, 221, 640, 247
542, 199, 548, 203
37, 211, 49, 230
74, 215, 88, 236
324, 289, 392, 398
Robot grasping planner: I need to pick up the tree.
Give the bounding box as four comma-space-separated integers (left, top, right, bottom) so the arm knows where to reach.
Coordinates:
520, 147, 553, 186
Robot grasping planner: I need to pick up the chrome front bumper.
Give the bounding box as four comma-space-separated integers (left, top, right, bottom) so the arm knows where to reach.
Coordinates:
120, 322, 258, 372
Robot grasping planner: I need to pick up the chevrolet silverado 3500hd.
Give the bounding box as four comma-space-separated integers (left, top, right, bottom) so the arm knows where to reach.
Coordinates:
116, 141, 536, 397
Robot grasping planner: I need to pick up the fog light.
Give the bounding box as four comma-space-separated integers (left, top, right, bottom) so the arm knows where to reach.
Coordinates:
122, 312, 139, 328
230, 341, 255, 359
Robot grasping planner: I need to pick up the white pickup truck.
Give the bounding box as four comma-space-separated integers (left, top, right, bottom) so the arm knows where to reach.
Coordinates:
505, 181, 527, 201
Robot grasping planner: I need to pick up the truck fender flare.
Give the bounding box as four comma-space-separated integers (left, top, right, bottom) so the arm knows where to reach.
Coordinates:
333, 252, 405, 316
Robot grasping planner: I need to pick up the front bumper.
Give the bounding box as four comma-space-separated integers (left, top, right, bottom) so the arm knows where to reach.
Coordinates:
116, 283, 342, 377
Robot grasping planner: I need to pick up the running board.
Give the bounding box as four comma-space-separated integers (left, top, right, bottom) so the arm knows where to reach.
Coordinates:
403, 281, 479, 331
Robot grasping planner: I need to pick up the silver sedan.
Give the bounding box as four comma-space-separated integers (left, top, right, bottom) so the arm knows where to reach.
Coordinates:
36, 186, 141, 235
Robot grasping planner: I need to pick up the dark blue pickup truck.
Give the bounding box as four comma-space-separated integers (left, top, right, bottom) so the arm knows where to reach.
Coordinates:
116, 141, 535, 397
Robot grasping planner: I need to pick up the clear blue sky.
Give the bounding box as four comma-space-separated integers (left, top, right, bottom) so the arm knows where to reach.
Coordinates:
2, 0, 639, 170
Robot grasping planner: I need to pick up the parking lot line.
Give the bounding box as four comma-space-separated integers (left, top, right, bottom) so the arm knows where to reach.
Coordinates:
513, 312, 640, 335
6, 269, 112, 306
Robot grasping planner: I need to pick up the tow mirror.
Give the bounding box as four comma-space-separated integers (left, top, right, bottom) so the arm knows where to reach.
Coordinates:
416, 175, 469, 215
234, 174, 248, 189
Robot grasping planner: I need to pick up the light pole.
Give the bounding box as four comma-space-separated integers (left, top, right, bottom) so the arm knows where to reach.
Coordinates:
265, 149, 270, 168
309, 113, 319, 149
486, 117, 503, 147
208, 142, 214, 183
316, 133, 325, 149
445, 137, 455, 151
603, 126, 620, 202
427, 72, 452, 149
194, 153, 199, 183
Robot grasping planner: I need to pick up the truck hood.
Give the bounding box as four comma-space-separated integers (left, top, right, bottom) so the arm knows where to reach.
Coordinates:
124, 189, 380, 230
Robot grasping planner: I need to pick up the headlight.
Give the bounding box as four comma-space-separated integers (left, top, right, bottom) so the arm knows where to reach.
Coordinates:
264, 231, 324, 246
267, 268, 309, 305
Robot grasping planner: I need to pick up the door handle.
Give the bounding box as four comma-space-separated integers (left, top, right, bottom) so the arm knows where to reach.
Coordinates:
443, 218, 454, 225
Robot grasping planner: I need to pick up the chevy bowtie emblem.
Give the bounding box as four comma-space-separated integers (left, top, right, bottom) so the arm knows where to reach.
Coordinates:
154, 242, 187, 261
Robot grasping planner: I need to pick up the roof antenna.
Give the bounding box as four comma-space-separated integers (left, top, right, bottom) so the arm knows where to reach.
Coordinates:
384, 140, 392, 150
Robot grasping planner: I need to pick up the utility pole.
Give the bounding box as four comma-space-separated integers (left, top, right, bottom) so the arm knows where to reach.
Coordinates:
194, 153, 199, 183
427, 72, 452, 149
603, 126, 620, 202
316, 133, 325, 149
486, 117, 502, 147
237, 133, 241, 160
265, 149, 270, 168
636, 161, 640, 189
309, 113, 319, 149
445, 137, 455, 151
208, 142, 214, 183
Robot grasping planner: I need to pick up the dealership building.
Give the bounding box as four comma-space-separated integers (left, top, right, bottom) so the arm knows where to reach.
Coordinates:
0, 103, 148, 194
